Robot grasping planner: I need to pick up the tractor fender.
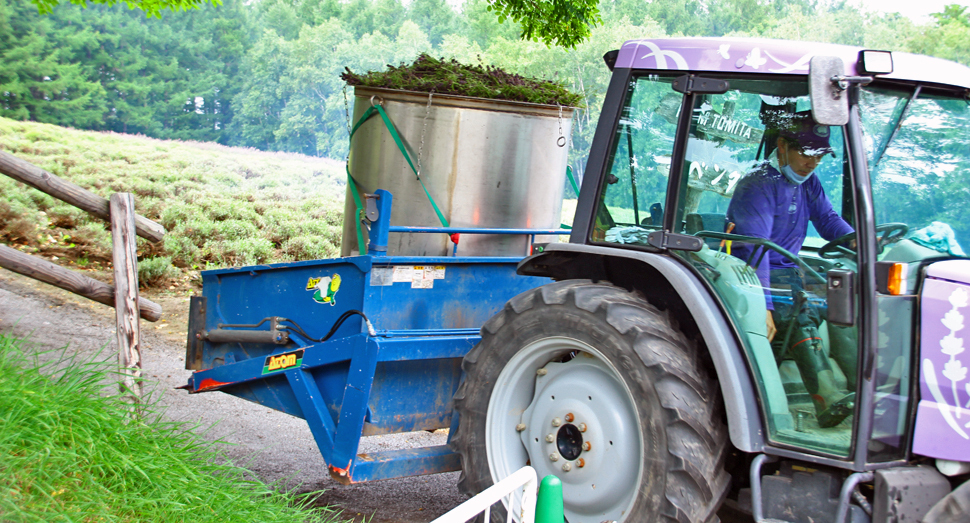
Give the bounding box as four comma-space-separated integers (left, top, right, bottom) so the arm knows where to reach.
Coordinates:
520, 242, 765, 452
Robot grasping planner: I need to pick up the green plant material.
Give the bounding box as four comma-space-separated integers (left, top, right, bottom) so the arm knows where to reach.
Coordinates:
341, 54, 584, 107
138, 256, 177, 287
0, 332, 348, 523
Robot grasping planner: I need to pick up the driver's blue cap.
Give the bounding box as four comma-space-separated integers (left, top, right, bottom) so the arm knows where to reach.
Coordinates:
779, 112, 833, 156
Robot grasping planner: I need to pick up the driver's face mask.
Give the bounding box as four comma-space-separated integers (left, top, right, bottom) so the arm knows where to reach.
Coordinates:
782, 163, 811, 186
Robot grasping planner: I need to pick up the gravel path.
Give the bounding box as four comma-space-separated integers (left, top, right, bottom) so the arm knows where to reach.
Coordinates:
0, 269, 467, 522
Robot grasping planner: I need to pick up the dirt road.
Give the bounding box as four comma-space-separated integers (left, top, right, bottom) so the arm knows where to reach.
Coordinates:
0, 269, 467, 522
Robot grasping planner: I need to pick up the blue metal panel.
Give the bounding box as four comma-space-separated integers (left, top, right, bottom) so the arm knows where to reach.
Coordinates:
337, 445, 461, 484
363, 260, 545, 331
187, 229, 553, 482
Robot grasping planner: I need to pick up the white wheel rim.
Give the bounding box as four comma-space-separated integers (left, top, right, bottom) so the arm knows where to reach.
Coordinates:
485, 337, 644, 522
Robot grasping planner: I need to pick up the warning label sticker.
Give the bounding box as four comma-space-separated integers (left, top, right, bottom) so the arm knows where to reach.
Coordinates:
392, 266, 414, 282
381, 265, 446, 288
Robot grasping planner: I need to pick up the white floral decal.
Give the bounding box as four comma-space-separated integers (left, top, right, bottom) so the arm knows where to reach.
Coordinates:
923, 287, 970, 438
638, 41, 689, 70
764, 50, 813, 73
744, 48, 767, 69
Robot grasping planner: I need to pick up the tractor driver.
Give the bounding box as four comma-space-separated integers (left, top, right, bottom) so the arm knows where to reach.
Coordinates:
726, 112, 857, 428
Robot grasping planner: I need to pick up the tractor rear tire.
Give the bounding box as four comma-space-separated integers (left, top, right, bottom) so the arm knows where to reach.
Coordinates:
451, 280, 730, 522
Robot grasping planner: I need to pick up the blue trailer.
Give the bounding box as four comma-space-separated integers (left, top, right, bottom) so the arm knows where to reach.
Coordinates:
181, 190, 558, 484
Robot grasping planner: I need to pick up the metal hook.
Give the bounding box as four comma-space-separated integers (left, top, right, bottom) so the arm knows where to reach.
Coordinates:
369, 95, 384, 107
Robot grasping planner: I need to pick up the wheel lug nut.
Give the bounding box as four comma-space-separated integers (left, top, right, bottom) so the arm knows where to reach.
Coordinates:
578, 423, 587, 432
562, 462, 572, 472
583, 442, 592, 451
552, 417, 562, 427
545, 433, 554, 443
549, 453, 559, 462
515, 423, 526, 432
536, 368, 548, 376
577, 458, 585, 468
565, 413, 574, 422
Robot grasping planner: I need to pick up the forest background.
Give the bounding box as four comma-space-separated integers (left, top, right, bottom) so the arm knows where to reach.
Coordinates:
3, 0, 970, 274
4, 0, 970, 180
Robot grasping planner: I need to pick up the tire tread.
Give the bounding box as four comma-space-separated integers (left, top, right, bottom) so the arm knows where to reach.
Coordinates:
453, 280, 730, 522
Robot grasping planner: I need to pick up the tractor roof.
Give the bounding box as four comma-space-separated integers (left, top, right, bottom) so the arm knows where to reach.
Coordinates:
616, 38, 970, 91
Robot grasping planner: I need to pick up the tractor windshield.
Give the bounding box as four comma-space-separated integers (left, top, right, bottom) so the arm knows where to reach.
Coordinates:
861, 86, 970, 260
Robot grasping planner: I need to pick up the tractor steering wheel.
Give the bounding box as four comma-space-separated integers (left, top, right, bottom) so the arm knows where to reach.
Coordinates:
818, 223, 909, 259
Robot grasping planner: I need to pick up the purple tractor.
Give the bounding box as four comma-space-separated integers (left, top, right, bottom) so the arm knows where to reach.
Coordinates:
453, 38, 970, 522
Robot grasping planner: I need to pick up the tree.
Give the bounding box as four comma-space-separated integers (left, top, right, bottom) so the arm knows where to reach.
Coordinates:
460, 0, 520, 48
487, 0, 600, 48
407, 0, 456, 46
29, 0, 219, 17
0, 1, 107, 127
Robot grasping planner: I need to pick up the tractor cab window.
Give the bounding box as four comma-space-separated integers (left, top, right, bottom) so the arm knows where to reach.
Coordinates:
591, 75, 680, 242
595, 75, 861, 458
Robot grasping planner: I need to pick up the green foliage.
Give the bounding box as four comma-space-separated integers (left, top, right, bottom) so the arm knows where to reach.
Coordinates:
4, 0, 970, 164
3, 0, 250, 143
29, 0, 219, 17
341, 53, 583, 106
487, 0, 601, 48
138, 255, 177, 286
0, 333, 347, 522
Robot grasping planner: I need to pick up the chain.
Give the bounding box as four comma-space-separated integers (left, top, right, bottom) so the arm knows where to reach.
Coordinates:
343, 85, 352, 137
557, 104, 566, 147
417, 91, 433, 178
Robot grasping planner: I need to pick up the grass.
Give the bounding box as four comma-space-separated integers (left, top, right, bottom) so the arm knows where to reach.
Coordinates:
0, 116, 347, 283
0, 332, 347, 523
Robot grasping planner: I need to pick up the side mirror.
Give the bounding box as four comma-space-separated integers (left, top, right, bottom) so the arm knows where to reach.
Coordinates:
809, 56, 849, 126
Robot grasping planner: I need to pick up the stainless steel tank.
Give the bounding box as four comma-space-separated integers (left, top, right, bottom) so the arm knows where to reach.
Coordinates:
340, 86, 572, 257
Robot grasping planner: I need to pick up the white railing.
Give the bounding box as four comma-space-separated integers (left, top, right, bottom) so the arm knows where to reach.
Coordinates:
431, 466, 538, 523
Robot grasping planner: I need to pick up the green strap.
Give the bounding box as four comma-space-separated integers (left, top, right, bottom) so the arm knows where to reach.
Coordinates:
566, 165, 580, 196
345, 166, 367, 254
347, 104, 450, 249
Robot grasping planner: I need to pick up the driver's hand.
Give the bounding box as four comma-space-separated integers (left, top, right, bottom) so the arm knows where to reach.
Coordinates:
766, 312, 777, 342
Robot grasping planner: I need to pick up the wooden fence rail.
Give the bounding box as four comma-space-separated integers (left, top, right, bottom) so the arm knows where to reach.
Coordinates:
1, 150, 169, 404
0, 244, 162, 322
0, 150, 165, 243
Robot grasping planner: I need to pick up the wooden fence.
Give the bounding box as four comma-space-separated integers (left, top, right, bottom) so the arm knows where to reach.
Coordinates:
0, 149, 167, 402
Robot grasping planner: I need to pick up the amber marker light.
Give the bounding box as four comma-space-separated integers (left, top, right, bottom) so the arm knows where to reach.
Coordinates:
887, 263, 908, 295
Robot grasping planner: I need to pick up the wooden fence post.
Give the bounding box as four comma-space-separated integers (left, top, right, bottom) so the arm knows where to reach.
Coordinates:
110, 193, 142, 403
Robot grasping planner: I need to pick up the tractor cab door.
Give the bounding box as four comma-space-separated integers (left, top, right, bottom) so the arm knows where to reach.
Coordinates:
590, 72, 867, 457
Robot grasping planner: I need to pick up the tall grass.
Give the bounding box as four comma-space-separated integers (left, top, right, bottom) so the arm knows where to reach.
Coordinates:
0, 333, 345, 523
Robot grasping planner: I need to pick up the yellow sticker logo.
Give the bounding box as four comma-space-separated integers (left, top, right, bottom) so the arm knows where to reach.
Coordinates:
262, 349, 304, 374
308, 274, 341, 306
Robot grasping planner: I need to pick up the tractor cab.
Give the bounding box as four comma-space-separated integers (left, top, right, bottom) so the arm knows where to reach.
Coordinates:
579, 39, 970, 469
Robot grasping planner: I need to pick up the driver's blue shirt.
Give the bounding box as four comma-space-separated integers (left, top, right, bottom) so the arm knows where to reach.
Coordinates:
726, 162, 853, 308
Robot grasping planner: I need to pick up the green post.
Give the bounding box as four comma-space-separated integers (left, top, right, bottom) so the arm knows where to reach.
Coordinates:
535, 475, 564, 523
